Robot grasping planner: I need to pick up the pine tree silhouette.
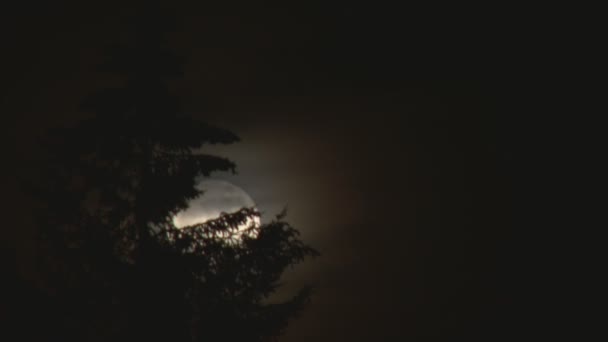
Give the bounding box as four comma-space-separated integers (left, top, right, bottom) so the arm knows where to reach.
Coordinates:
27, 8, 317, 342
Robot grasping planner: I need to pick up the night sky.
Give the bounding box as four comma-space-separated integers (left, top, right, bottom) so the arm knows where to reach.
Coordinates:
1, 2, 578, 341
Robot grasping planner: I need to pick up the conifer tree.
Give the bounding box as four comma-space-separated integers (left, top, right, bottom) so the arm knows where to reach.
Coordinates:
29, 9, 317, 342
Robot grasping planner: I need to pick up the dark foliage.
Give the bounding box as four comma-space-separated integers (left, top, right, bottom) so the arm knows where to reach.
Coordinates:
24, 10, 317, 342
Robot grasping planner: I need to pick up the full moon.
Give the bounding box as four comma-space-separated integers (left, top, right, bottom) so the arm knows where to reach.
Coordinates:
172, 179, 260, 234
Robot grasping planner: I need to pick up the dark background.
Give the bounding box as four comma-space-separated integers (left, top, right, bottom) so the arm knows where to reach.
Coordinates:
1, 2, 588, 341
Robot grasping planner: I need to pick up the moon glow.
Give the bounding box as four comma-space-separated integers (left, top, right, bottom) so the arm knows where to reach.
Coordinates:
172, 179, 260, 234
